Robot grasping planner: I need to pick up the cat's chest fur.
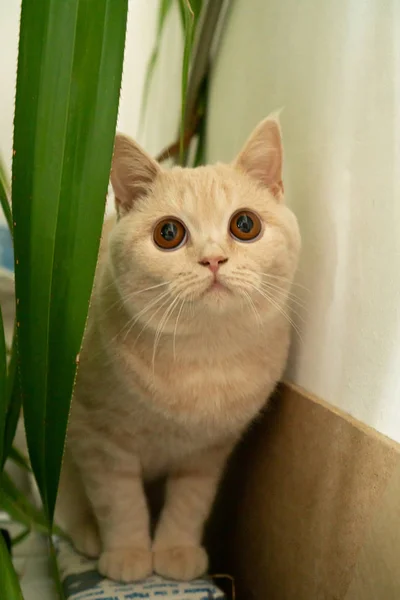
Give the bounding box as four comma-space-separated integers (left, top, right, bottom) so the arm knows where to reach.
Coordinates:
71, 305, 288, 478
117, 326, 277, 427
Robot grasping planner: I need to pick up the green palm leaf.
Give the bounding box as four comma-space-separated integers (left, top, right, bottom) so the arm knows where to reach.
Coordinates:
0, 532, 24, 600
12, 0, 128, 522
2, 334, 21, 471
179, 1, 197, 162
0, 155, 12, 234
0, 307, 7, 467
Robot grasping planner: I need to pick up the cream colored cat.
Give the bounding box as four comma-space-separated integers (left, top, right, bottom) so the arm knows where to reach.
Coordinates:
55, 114, 301, 583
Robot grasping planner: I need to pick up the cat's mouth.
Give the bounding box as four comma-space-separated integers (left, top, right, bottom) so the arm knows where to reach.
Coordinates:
206, 278, 231, 295
211, 280, 227, 290
186, 276, 233, 302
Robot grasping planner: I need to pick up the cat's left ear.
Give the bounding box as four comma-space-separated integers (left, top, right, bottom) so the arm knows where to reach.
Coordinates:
234, 112, 284, 201
111, 133, 161, 216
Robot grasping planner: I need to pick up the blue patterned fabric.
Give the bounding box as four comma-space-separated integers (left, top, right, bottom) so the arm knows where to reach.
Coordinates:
0, 225, 13, 272
56, 539, 225, 600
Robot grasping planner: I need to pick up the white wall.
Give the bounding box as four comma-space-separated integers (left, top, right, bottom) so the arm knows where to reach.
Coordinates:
119, 1, 183, 154
207, 0, 400, 442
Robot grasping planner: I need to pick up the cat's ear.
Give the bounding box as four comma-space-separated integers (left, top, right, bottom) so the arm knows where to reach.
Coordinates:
111, 133, 161, 215
234, 113, 284, 201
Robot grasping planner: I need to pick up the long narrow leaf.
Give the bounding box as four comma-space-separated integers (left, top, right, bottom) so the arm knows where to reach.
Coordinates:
0, 472, 66, 539
1, 472, 49, 533
0, 495, 46, 535
192, 70, 209, 169
177, 0, 203, 29
0, 532, 24, 600
8, 445, 31, 472
2, 333, 21, 470
177, 0, 186, 29
12, 0, 128, 521
11, 526, 31, 547
193, 78, 208, 167
49, 537, 65, 600
139, 0, 174, 130
186, 0, 203, 20
179, 1, 196, 163
0, 155, 13, 234
0, 307, 7, 467
181, 0, 223, 166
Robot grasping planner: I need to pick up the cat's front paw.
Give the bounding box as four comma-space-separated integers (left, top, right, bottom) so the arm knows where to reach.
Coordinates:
153, 546, 208, 581
98, 547, 152, 582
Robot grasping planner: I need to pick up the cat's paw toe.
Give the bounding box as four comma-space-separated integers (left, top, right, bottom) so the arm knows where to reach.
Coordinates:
98, 548, 152, 582
71, 522, 101, 559
153, 546, 208, 581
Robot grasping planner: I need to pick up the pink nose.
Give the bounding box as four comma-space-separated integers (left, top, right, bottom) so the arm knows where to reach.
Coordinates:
199, 256, 228, 273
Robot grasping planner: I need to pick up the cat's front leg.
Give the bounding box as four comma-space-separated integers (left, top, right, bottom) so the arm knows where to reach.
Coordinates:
153, 444, 232, 581
81, 454, 152, 583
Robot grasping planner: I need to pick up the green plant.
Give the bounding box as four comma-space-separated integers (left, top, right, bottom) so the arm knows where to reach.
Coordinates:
0, 0, 128, 597
147, 0, 227, 168
0, 0, 227, 597
0, 156, 12, 233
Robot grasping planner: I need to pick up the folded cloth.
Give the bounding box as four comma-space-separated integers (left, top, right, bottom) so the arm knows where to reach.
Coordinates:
56, 539, 226, 600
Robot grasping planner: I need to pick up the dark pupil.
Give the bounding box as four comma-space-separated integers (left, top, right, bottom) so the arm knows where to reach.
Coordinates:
161, 222, 178, 241
237, 214, 254, 234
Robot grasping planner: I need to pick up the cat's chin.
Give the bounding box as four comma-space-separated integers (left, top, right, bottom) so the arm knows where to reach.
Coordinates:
199, 280, 232, 300
208, 281, 230, 294
198, 281, 236, 313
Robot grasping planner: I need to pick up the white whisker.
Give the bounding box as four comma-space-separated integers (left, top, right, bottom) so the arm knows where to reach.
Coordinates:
225, 274, 306, 313
103, 280, 171, 316
259, 283, 306, 323
152, 295, 181, 374
173, 298, 186, 360
131, 294, 175, 348
259, 272, 310, 292
121, 289, 171, 342
259, 281, 307, 311
131, 281, 171, 296
241, 290, 262, 326
247, 282, 304, 344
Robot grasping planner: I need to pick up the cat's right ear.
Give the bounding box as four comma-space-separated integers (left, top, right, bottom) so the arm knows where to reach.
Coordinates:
234, 113, 284, 201
111, 133, 161, 216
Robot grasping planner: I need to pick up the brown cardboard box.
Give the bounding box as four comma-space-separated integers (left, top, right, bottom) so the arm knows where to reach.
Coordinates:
208, 384, 400, 600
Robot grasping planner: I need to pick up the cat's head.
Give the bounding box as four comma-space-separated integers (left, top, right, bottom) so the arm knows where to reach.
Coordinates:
109, 115, 300, 328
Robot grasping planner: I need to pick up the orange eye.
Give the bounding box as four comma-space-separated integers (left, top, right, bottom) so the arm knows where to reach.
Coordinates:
153, 218, 187, 250
229, 210, 262, 242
